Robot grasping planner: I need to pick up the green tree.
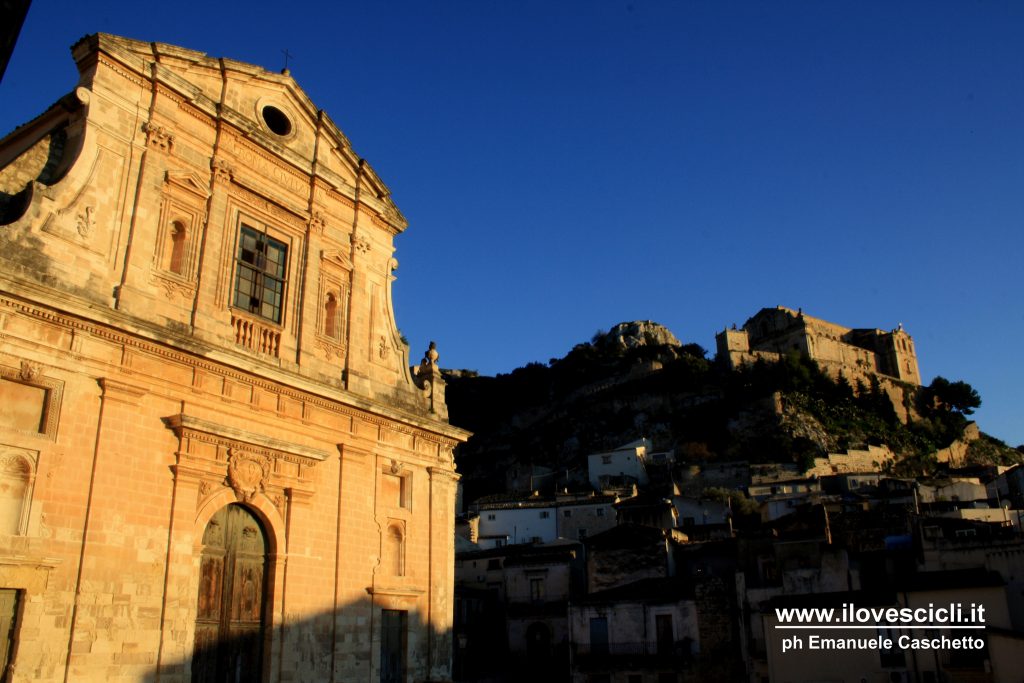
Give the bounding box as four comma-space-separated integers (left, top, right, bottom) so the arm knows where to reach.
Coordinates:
928, 376, 982, 415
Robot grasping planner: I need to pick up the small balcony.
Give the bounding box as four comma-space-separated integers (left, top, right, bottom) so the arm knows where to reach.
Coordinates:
231, 312, 281, 358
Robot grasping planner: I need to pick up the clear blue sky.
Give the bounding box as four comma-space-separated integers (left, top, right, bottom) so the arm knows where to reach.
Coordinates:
3, 1, 1022, 446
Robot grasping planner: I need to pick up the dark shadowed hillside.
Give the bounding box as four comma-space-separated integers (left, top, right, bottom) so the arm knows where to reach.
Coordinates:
443, 322, 1020, 503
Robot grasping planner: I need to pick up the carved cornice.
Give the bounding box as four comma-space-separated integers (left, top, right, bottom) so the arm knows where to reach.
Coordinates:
368, 215, 400, 238
171, 460, 223, 483
97, 55, 147, 88
427, 466, 461, 483
338, 444, 372, 464
371, 202, 407, 234
98, 377, 148, 403
176, 97, 213, 124
0, 555, 62, 571
153, 82, 185, 107
163, 413, 329, 465
312, 182, 355, 210
0, 295, 468, 448
175, 444, 315, 512
381, 201, 406, 230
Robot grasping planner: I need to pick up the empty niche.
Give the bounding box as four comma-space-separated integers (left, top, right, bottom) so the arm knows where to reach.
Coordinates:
385, 522, 405, 577
0, 448, 37, 535
168, 220, 188, 274
324, 292, 341, 339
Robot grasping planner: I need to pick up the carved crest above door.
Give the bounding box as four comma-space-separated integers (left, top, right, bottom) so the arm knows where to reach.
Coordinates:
163, 413, 326, 508
226, 449, 271, 501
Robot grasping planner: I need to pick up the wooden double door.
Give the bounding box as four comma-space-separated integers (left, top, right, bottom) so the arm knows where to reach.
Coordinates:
193, 504, 268, 683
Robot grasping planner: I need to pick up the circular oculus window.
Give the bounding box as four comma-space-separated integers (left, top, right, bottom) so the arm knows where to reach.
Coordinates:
261, 105, 292, 136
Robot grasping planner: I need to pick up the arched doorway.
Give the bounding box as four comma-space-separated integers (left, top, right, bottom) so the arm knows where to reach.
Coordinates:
192, 504, 268, 683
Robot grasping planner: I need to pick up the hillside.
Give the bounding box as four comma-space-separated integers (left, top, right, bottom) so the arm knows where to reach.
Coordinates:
444, 321, 1021, 502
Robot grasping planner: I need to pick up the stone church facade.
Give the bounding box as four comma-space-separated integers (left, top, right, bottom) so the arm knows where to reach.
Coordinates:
0, 33, 467, 683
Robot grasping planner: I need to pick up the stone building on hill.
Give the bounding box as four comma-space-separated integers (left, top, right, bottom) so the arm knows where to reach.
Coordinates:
0, 34, 467, 683
716, 305, 921, 386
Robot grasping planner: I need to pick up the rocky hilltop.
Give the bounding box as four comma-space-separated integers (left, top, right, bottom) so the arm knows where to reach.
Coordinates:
601, 320, 682, 350
445, 321, 1020, 502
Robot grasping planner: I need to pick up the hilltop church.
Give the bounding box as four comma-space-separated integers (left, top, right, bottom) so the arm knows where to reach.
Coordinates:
717, 305, 921, 385
0, 34, 467, 682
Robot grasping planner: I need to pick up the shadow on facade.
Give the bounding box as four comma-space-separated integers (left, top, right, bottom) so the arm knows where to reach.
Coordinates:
140, 596, 455, 683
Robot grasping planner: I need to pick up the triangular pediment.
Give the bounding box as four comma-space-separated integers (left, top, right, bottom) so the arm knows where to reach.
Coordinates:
320, 249, 353, 271
164, 170, 211, 199
83, 33, 405, 229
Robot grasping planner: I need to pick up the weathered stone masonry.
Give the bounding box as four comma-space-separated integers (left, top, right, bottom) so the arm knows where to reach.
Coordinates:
0, 34, 467, 683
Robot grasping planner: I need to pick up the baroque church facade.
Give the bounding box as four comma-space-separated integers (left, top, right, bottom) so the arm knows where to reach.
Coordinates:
0, 34, 467, 682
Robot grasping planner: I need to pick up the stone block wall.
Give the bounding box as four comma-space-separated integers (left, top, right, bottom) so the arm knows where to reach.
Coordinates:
806, 445, 896, 477
717, 306, 922, 390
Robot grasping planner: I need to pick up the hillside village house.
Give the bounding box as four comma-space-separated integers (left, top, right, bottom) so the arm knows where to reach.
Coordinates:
468, 491, 618, 548
587, 439, 655, 491
0, 34, 467, 682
